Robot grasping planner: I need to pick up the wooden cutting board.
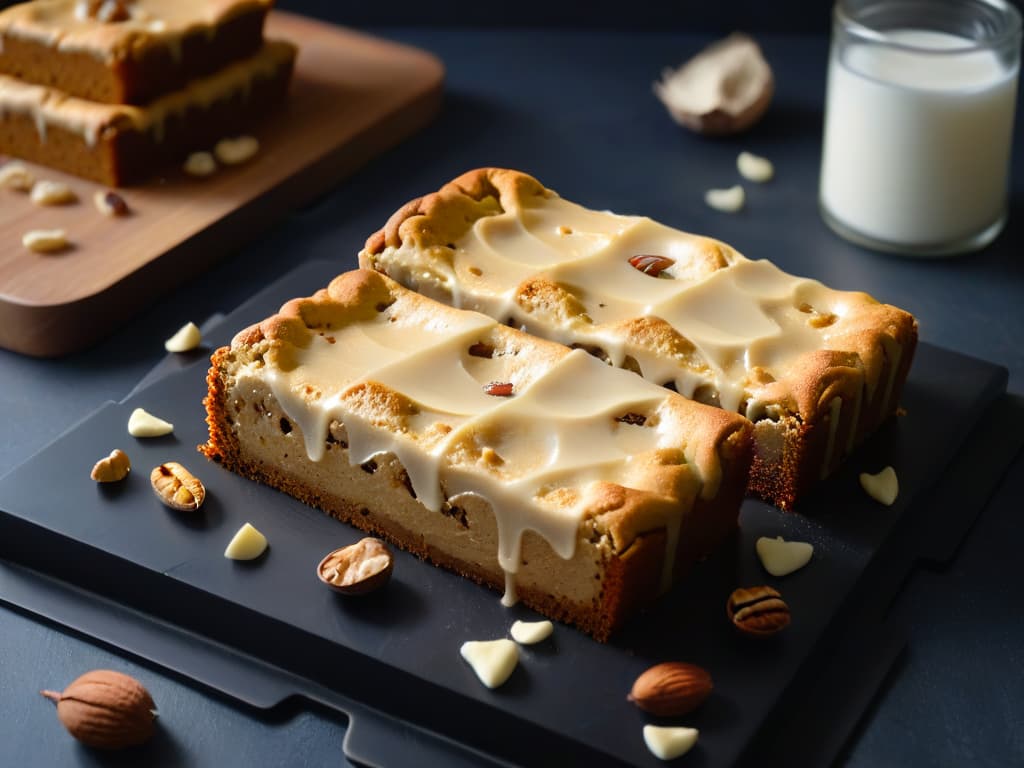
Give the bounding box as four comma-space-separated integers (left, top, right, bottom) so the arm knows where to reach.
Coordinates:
0, 12, 444, 357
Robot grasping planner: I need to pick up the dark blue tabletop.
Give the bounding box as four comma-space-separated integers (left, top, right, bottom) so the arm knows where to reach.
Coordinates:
1, 2, 1022, 765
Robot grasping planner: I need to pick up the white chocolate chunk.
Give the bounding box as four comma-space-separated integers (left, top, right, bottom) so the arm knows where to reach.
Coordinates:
184, 151, 217, 177
30, 180, 77, 206
127, 407, 174, 437
214, 136, 259, 166
224, 522, 268, 560
22, 229, 68, 253
460, 639, 519, 689
737, 151, 774, 182
510, 619, 553, 645
756, 536, 814, 577
164, 321, 202, 353
0, 161, 34, 191
704, 184, 745, 212
643, 725, 699, 761
860, 466, 899, 506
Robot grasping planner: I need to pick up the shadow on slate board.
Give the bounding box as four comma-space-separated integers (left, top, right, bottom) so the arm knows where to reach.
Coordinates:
0, 260, 1015, 767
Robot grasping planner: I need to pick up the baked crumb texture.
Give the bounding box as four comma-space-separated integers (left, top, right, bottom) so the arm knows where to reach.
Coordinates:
359, 168, 919, 510
202, 270, 753, 640
0, 1, 291, 185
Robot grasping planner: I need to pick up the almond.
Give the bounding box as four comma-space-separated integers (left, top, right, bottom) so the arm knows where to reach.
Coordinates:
627, 661, 713, 716
41, 669, 156, 749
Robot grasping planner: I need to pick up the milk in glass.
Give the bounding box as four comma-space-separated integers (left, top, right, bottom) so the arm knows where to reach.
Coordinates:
820, 29, 1019, 253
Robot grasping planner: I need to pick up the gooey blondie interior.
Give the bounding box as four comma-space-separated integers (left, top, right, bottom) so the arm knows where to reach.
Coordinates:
360, 168, 919, 509
202, 270, 752, 639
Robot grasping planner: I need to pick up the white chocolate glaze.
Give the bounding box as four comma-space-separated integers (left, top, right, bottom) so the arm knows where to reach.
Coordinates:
0, 0, 271, 63
255, 296, 717, 604
0, 40, 293, 147
373, 194, 884, 417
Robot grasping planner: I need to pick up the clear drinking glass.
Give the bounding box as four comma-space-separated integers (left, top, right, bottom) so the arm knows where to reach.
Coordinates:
819, 0, 1022, 256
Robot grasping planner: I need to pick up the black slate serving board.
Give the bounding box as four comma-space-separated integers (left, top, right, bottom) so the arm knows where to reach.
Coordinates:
0, 260, 1012, 767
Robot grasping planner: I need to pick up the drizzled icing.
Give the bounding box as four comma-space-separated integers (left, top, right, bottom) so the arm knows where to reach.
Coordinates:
0, 40, 292, 146
256, 296, 716, 603
377, 195, 878, 417
0, 0, 270, 62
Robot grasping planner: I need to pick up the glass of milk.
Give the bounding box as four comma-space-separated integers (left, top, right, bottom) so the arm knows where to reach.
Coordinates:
819, 0, 1021, 256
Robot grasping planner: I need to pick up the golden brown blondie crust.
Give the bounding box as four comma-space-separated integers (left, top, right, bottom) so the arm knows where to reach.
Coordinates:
202, 269, 753, 639
359, 168, 919, 509
0, 40, 295, 185
0, 0, 272, 105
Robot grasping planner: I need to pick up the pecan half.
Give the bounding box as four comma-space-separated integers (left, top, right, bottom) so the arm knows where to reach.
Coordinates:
726, 585, 791, 637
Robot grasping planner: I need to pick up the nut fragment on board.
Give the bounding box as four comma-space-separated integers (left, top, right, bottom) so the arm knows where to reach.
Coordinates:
510, 619, 553, 645
726, 585, 791, 637
0, 161, 34, 191
755, 536, 813, 577
460, 639, 519, 689
164, 321, 202, 352
22, 229, 69, 253
643, 725, 699, 761
93, 189, 130, 217
705, 185, 745, 213
127, 407, 173, 437
860, 466, 899, 506
653, 33, 774, 135
317, 538, 394, 594
628, 661, 712, 716
90, 449, 131, 483
224, 522, 268, 560
184, 151, 217, 177
150, 462, 205, 511
214, 136, 259, 166
737, 151, 774, 182
30, 180, 77, 206
40, 669, 157, 750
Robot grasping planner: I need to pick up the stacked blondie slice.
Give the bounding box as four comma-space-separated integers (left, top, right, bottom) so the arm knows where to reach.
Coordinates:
0, 0, 295, 185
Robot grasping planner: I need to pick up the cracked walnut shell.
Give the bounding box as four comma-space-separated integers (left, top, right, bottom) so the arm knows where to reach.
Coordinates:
317, 538, 394, 595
